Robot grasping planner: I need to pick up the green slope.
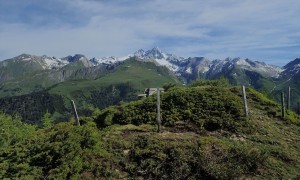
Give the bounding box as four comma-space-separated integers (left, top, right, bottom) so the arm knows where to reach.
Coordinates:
48, 58, 180, 107
0, 58, 181, 124
271, 73, 300, 112
0, 54, 45, 82
207, 66, 276, 93
49, 58, 179, 97
0, 82, 299, 179
0, 70, 57, 97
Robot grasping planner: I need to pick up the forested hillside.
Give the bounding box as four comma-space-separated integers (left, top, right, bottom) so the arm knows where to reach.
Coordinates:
0, 58, 180, 124
1, 80, 299, 179
1, 54, 300, 126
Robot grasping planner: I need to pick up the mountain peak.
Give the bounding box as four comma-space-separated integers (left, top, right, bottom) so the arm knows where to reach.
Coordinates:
62, 54, 88, 63
280, 58, 300, 77
14, 53, 33, 61
284, 58, 300, 69
134, 49, 145, 58
144, 47, 165, 59
152, 46, 162, 52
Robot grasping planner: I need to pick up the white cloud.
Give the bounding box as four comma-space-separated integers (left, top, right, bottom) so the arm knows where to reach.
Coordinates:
0, 0, 299, 65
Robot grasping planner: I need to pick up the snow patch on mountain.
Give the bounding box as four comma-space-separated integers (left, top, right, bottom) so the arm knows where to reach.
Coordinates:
234, 58, 283, 78
12, 54, 70, 70
43, 57, 69, 69
280, 58, 300, 77
155, 58, 180, 71
22, 57, 32, 61
7, 47, 286, 80
132, 47, 184, 72
185, 67, 192, 74
91, 54, 131, 66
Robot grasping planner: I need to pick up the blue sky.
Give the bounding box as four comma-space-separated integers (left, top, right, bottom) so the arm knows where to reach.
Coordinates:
0, 0, 299, 66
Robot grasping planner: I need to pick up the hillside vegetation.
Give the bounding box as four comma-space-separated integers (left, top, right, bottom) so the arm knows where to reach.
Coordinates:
1, 56, 300, 127
1, 80, 299, 179
0, 58, 180, 124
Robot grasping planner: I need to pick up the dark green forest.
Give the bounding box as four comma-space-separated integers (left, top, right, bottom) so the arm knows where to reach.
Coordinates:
0, 82, 140, 125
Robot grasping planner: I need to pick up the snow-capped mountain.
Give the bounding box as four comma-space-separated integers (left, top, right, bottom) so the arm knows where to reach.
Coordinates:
130, 47, 283, 80
70, 47, 186, 71
6, 54, 69, 70
0, 54, 67, 82
206, 57, 282, 78
6, 54, 99, 70
0, 47, 290, 83
62, 54, 87, 63
61, 54, 96, 68
42, 56, 69, 69
132, 47, 185, 71
90, 55, 130, 65
281, 58, 300, 77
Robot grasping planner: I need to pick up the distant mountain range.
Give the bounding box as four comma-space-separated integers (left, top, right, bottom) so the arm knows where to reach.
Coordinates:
0, 47, 299, 124
0, 47, 291, 81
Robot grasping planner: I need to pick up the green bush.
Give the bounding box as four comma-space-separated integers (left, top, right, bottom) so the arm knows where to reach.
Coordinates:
95, 86, 246, 132
0, 121, 117, 179
190, 77, 230, 87
125, 135, 214, 179
0, 113, 36, 150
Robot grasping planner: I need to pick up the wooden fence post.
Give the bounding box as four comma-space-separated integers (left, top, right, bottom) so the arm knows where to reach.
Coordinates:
71, 100, 80, 126
157, 88, 161, 133
242, 85, 248, 117
281, 92, 285, 118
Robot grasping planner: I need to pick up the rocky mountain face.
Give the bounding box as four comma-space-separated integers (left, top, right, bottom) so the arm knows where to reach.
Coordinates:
280, 58, 300, 78
128, 48, 283, 83
0, 54, 123, 84
130, 47, 284, 86
0, 47, 298, 91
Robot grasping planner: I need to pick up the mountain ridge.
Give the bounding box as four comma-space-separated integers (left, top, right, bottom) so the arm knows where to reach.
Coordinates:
1, 47, 290, 79
1, 47, 298, 93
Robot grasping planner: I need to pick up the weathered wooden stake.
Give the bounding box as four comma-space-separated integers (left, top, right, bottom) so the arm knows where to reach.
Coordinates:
287, 86, 291, 110
71, 100, 80, 126
242, 85, 248, 117
157, 88, 161, 133
281, 92, 285, 118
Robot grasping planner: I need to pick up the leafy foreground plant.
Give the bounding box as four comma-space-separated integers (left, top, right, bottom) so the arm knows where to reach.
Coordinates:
0, 121, 117, 179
